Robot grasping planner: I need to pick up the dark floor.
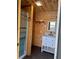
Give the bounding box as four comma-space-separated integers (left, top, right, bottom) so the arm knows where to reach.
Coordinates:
23, 46, 54, 59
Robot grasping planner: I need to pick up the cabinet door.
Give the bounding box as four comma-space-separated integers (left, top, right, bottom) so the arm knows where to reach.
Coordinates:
42, 36, 56, 48
42, 36, 47, 46
52, 37, 56, 48
46, 37, 53, 47
48, 37, 56, 48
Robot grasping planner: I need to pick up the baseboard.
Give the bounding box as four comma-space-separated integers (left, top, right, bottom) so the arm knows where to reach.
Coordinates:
32, 44, 41, 47
32, 45, 41, 48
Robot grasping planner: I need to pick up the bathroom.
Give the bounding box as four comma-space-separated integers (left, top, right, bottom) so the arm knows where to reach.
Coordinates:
17, 0, 59, 59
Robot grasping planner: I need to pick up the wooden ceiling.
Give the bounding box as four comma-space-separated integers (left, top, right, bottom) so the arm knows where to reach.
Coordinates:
21, 0, 31, 8
35, 0, 58, 12
21, 0, 58, 12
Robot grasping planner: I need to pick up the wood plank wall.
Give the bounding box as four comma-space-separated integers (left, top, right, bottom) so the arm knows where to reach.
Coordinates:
32, 11, 57, 47
26, 5, 34, 56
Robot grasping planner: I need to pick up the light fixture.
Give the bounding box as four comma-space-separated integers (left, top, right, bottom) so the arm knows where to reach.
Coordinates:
35, 1, 42, 6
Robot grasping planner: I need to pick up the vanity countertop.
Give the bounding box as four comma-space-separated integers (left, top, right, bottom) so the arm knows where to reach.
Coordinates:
43, 34, 56, 38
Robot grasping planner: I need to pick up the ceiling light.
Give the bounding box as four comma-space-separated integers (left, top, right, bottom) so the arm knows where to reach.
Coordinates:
35, 1, 42, 6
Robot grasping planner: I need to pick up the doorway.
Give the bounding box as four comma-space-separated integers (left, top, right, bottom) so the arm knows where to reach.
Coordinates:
18, 0, 60, 59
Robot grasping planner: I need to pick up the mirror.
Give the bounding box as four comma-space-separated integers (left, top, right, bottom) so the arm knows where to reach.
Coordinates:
48, 21, 56, 32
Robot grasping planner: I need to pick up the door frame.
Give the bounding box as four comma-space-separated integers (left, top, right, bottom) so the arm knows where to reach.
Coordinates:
54, 0, 60, 59
17, 0, 21, 59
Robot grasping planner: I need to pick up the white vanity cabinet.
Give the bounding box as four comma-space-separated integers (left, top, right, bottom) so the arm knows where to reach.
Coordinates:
41, 35, 56, 54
